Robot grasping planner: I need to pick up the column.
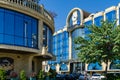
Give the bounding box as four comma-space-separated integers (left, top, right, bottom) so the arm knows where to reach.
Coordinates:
69, 32, 72, 60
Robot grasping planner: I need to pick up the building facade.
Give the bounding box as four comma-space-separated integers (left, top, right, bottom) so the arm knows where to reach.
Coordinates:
0, 0, 55, 76
46, 3, 120, 74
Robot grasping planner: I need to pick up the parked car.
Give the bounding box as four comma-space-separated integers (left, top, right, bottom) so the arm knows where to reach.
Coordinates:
71, 73, 80, 79
65, 74, 76, 80
90, 73, 106, 80
79, 74, 90, 80
56, 74, 66, 80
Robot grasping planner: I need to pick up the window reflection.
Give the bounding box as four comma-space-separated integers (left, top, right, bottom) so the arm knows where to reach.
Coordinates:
88, 62, 102, 70
43, 24, 53, 53
110, 60, 120, 69
106, 10, 116, 22
0, 8, 38, 48
72, 28, 84, 59
50, 65, 56, 70
94, 16, 103, 27
60, 63, 68, 71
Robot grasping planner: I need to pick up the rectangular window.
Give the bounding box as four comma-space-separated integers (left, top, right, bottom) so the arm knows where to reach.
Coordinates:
4, 35, 14, 44
94, 16, 103, 26
27, 39, 32, 47
106, 10, 116, 22
15, 16, 24, 37
0, 34, 3, 43
32, 19, 38, 35
14, 37, 24, 46
0, 11, 4, 34
4, 12, 14, 35
27, 20, 32, 38
24, 19, 32, 39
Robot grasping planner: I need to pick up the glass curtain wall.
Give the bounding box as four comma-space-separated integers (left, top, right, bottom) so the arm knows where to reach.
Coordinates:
71, 28, 84, 60
0, 8, 38, 48
84, 20, 92, 40
43, 24, 53, 53
94, 16, 103, 26
61, 31, 69, 61
84, 19, 103, 70
106, 10, 116, 22
48, 31, 69, 71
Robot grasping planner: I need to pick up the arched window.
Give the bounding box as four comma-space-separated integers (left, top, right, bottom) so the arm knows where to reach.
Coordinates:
50, 65, 56, 70
0, 57, 14, 66
60, 63, 68, 71
0, 57, 14, 75
88, 62, 102, 70
110, 60, 120, 69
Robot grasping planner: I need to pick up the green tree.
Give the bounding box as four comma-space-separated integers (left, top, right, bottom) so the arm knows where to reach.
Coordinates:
49, 68, 57, 78
0, 69, 6, 80
38, 70, 44, 80
20, 70, 26, 80
74, 20, 120, 76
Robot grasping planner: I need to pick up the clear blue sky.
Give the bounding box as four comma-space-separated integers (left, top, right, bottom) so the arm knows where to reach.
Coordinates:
41, 0, 120, 31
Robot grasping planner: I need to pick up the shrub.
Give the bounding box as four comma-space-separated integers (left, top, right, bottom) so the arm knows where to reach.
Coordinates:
0, 69, 6, 80
20, 70, 26, 80
106, 73, 120, 80
38, 70, 44, 80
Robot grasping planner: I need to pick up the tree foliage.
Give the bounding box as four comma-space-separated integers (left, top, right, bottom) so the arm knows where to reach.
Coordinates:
74, 20, 120, 74
0, 69, 6, 80
20, 70, 26, 80
38, 70, 44, 80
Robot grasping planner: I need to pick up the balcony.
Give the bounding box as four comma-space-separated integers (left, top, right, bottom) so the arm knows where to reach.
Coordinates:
0, 0, 54, 23
41, 46, 56, 60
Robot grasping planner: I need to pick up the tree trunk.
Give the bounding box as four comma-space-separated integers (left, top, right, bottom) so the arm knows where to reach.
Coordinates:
105, 59, 109, 79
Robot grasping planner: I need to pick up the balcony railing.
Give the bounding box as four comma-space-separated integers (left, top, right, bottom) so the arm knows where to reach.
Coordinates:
0, 0, 54, 22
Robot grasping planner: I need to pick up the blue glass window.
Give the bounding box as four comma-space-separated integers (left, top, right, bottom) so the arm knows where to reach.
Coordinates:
4, 35, 14, 45
94, 16, 103, 26
14, 37, 24, 46
15, 15, 24, 37
0, 8, 38, 48
106, 10, 116, 22
0, 11, 4, 34
0, 34, 3, 43
72, 28, 84, 59
32, 19, 38, 35
84, 20, 92, 40
24, 19, 32, 39
51, 65, 56, 70
43, 24, 53, 53
4, 11, 14, 35
110, 60, 120, 69
27, 39, 32, 47
60, 63, 68, 71
84, 20, 92, 35
88, 62, 102, 70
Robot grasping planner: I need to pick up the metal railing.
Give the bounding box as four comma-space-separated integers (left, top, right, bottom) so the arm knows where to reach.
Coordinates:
0, 0, 53, 22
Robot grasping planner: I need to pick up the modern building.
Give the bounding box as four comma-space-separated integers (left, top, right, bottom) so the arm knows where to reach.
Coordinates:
45, 8, 90, 74
46, 3, 120, 74
0, 0, 55, 77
